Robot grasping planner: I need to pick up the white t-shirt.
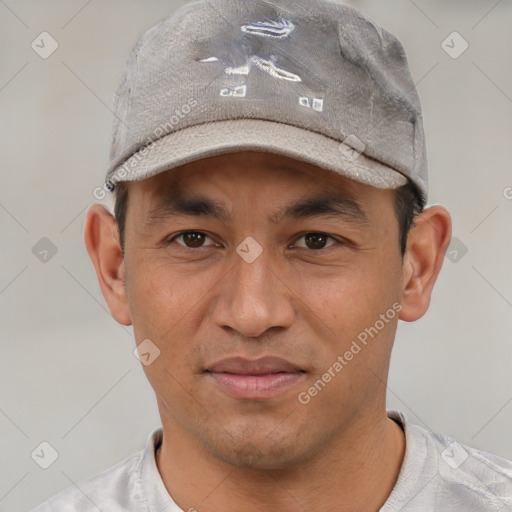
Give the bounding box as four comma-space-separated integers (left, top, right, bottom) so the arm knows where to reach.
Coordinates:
31, 410, 512, 511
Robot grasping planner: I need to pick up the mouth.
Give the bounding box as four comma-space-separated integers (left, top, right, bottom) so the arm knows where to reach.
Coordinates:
205, 356, 306, 400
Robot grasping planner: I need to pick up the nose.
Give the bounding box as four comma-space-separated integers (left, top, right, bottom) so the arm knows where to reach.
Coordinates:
211, 243, 295, 339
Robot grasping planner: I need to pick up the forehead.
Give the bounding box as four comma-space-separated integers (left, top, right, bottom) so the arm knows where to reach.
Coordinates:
125, 152, 385, 229
133, 150, 365, 196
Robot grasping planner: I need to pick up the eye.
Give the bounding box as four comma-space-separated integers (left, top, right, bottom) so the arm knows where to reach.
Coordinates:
293, 232, 339, 251
166, 231, 341, 251
167, 231, 217, 249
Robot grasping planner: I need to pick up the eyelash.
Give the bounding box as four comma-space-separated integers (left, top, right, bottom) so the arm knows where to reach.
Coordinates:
166, 231, 342, 252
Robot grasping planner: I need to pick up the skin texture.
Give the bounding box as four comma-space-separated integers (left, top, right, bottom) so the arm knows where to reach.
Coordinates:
84, 150, 452, 511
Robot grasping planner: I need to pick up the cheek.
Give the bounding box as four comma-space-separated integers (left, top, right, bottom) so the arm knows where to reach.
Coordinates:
125, 255, 218, 360
127, 261, 206, 399
299, 269, 400, 409
299, 252, 402, 384
312, 257, 400, 328
124, 256, 190, 343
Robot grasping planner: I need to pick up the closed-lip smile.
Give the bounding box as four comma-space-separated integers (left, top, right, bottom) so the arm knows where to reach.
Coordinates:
205, 356, 306, 400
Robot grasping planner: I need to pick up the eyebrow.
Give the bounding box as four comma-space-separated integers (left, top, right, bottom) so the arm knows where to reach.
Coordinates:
145, 190, 369, 227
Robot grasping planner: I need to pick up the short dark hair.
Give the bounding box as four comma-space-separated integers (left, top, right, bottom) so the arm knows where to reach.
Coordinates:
394, 182, 425, 255
113, 180, 129, 255
113, 180, 424, 258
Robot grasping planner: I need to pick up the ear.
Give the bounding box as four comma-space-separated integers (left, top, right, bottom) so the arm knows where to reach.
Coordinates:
399, 205, 452, 322
84, 203, 132, 326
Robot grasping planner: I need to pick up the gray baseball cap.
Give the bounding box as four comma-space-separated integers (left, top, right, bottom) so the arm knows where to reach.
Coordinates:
106, 0, 428, 203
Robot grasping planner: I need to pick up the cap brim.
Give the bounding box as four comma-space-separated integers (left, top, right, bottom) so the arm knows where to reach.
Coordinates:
106, 119, 408, 190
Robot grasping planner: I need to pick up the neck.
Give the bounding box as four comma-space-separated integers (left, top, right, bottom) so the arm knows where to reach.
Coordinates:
155, 409, 405, 512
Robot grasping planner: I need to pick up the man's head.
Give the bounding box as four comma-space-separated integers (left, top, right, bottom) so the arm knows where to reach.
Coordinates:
85, 149, 450, 471
84, 0, 451, 471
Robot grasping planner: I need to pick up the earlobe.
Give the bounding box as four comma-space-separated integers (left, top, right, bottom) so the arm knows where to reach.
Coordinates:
84, 204, 132, 326
399, 205, 452, 322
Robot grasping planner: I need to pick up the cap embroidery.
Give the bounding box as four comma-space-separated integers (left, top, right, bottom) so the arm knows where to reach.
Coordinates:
240, 18, 294, 38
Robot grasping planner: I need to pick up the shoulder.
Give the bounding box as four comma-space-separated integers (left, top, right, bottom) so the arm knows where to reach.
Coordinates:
388, 410, 512, 511
30, 444, 148, 512
427, 427, 512, 505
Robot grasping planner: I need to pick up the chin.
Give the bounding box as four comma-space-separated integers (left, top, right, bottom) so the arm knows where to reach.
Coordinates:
201, 427, 315, 471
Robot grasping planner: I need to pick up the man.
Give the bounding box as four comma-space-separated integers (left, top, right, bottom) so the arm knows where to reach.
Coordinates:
32, 0, 512, 510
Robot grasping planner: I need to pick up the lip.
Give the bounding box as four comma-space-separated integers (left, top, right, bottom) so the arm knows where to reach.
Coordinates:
205, 356, 306, 400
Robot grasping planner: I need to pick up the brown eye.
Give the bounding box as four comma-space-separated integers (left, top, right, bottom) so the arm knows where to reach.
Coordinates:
169, 231, 215, 248
294, 233, 337, 250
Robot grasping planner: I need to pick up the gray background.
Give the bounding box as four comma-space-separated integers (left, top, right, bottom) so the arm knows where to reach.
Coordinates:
1, 0, 511, 510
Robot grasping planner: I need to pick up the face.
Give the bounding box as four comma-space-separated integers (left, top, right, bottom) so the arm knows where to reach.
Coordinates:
121, 150, 406, 469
